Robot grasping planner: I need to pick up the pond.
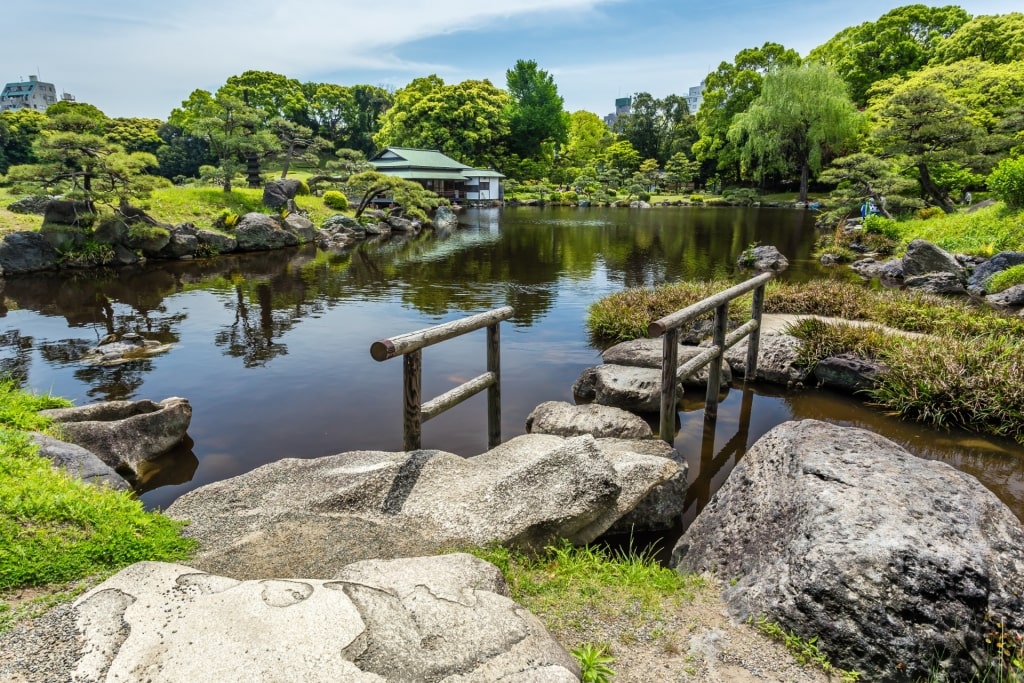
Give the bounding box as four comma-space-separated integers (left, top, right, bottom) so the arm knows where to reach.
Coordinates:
2, 206, 1022, 526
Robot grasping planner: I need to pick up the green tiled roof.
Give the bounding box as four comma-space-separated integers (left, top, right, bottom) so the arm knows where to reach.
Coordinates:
370, 147, 467, 170
381, 170, 470, 181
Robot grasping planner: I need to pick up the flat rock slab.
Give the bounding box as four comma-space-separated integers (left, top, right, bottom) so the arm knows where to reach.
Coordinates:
167, 434, 678, 580
673, 419, 1024, 682
723, 333, 810, 385
572, 364, 681, 413
526, 400, 652, 438
601, 338, 732, 390
72, 555, 578, 682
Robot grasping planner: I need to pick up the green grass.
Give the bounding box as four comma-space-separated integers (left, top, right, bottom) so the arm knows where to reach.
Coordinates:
469, 540, 704, 641
0, 380, 194, 602
892, 203, 1024, 256
751, 615, 861, 681
988, 264, 1024, 294
0, 186, 45, 234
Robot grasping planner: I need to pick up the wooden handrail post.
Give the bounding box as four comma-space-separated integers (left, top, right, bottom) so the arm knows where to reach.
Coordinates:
487, 322, 501, 449
706, 302, 728, 419
746, 283, 765, 382
403, 350, 422, 450
659, 327, 680, 443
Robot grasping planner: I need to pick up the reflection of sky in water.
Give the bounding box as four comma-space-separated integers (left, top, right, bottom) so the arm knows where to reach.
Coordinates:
0, 207, 1019, 522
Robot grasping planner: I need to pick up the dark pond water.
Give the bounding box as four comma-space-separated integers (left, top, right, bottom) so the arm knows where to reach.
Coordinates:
2, 206, 1022, 526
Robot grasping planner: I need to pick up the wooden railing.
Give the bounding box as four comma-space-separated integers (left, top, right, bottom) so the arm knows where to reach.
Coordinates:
370, 306, 514, 451
647, 272, 773, 443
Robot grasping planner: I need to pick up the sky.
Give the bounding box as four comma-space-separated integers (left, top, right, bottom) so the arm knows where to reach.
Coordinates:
4, 0, 1022, 120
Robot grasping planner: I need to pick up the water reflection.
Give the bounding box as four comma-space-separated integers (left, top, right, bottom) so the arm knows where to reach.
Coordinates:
0, 206, 1018, 523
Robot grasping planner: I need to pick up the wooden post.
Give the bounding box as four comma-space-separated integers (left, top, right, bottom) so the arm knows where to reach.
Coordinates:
706, 302, 728, 419
746, 283, 765, 382
659, 327, 679, 443
487, 322, 501, 449
403, 350, 422, 451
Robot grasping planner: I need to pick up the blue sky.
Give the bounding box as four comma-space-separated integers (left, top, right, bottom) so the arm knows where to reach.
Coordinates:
5, 0, 1021, 120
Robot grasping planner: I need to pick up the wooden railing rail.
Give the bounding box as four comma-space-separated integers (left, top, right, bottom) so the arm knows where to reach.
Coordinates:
371, 306, 514, 451
647, 272, 773, 443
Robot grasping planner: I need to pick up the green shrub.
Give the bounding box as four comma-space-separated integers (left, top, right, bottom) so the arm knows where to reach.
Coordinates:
127, 223, 170, 242
987, 264, 1024, 294
58, 239, 116, 267
548, 191, 563, 202
638, 191, 652, 202
562, 190, 579, 202
323, 190, 349, 211
690, 194, 704, 203
296, 179, 311, 196
863, 214, 900, 240
916, 206, 945, 220
989, 156, 1024, 208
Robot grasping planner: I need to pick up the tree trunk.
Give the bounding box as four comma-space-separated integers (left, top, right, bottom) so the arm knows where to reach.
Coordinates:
799, 163, 810, 204
918, 163, 956, 214
280, 141, 297, 179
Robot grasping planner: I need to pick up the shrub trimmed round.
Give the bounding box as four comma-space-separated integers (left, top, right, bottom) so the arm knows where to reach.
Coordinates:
323, 191, 349, 211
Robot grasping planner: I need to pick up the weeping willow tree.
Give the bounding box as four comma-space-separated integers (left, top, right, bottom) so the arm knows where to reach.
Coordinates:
728, 63, 864, 203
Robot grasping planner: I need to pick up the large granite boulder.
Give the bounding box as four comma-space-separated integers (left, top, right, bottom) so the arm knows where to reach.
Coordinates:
901, 238, 966, 282
38, 222, 87, 252
156, 222, 200, 259
282, 213, 317, 243
903, 272, 967, 295
262, 178, 303, 210
738, 245, 788, 272
597, 437, 687, 534
386, 215, 421, 233
234, 212, 299, 251
30, 432, 130, 491
41, 397, 192, 475
433, 205, 459, 229
196, 228, 237, 254
70, 556, 578, 682
968, 251, 1024, 294
42, 199, 94, 227
673, 420, 1024, 682
79, 332, 173, 366
321, 213, 365, 234
601, 338, 732, 391
0, 230, 59, 274
723, 333, 810, 385
526, 400, 652, 438
987, 284, 1024, 309
166, 434, 678, 580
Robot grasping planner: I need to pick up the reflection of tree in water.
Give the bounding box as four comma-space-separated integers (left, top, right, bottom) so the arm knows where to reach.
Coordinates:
72, 361, 151, 401
0, 331, 34, 384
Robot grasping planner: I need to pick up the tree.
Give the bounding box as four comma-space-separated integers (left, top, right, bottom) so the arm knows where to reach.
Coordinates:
808, 4, 970, 105
303, 83, 356, 146
344, 171, 441, 220
346, 85, 393, 155
600, 140, 642, 175
169, 89, 278, 192
616, 92, 661, 161
932, 12, 1024, 64
105, 117, 164, 155
6, 111, 163, 213
728, 64, 863, 202
562, 110, 612, 172
872, 84, 982, 213
375, 76, 510, 168
819, 152, 921, 219
154, 122, 215, 181
693, 42, 801, 184
664, 152, 700, 192
505, 60, 567, 160
269, 119, 325, 178
0, 109, 47, 174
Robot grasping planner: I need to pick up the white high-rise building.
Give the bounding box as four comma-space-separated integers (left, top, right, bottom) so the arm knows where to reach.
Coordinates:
686, 81, 705, 114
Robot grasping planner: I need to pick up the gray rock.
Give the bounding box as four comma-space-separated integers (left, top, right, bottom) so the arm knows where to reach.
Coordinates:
30, 432, 130, 490
903, 271, 967, 295
601, 338, 732, 391
196, 229, 237, 254
282, 213, 317, 243
318, 230, 356, 251
813, 353, 888, 392
968, 251, 1024, 294
987, 284, 1024, 308
597, 437, 687, 533
526, 400, 652, 438
572, 364, 682, 413
234, 212, 299, 251
71, 557, 578, 682
850, 258, 884, 279
157, 225, 199, 259
5, 194, 53, 215
433, 205, 459, 229
723, 333, 810, 386
0, 231, 59, 273
38, 223, 87, 252
739, 245, 788, 272
819, 253, 841, 265
41, 397, 192, 475
262, 179, 303, 210
902, 238, 966, 281
79, 332, 172, 366
672, 420, 1024, 682
386, 215, 420, 233
363, 221, 391, 236
321, 214, 364, 234
92, 217, 128, 244
123, 224, 171, 255
880, 258, 905, 281
166, 434, 677, 579
628, 200, 651, 209
42, 199, 94, 227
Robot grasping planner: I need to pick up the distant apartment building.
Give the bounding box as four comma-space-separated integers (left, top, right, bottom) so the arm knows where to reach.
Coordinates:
686, 81, 705, 114
0, 75, 74, 113
603, 96, 632, 127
